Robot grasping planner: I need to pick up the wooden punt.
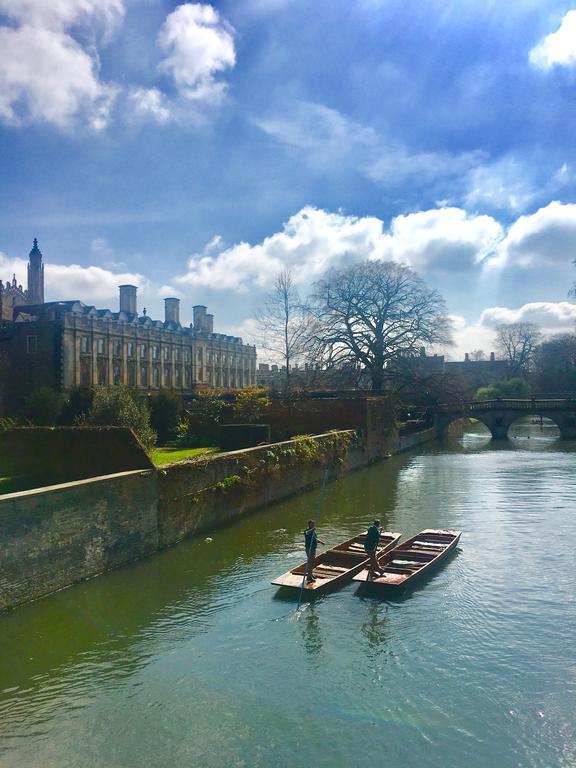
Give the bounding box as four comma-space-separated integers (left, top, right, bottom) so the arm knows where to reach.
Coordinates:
271, 531, 402, 593
353, 529, 461, 590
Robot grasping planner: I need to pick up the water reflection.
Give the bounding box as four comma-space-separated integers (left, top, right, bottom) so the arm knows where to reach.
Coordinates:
361, 601, 389, 656
300, 603, 323, 657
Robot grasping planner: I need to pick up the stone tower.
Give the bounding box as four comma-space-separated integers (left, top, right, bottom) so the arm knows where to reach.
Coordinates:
27, 237, 44, 304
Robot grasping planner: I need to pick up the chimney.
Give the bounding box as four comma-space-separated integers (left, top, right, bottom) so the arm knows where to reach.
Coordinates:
464, 353, 469, 362
164, 297, 180, 324
119, 285, 137, 316
193, 304, 207, 331
205, 313, 214, 333
490, 352, 495, 362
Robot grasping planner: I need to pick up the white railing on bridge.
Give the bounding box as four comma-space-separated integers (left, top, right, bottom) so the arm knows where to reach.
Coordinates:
437, 398, 576, 412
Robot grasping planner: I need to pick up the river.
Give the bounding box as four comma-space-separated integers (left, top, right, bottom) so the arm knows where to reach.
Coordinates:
0, 418, 574, 768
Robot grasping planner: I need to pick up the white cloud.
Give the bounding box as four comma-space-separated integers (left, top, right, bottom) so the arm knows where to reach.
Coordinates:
480, 301, 576, 329
176, 206, 390, 291
0, 0, 122, 129
128, 87, 172, 124
175, 204, 506, 292
0, 0, 124, 30
530, 10, 576, 70
446, 315, 498, 360
0, 250, 147, 304
0, 24, 117, 129
158, 3, 235, 104
496, 201, 576, 268
382, 207, 503, 273
256, 101, 483, 186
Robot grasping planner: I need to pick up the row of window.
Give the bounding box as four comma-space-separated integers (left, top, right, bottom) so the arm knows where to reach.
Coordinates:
79, 336, 193, 362
81, 360, 192, 389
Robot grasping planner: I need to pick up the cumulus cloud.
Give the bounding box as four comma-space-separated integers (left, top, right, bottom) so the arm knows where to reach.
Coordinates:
158, 3, 235, 105
0, 0, 122, 129
480, 301, 576, 330
256, 101, 482, 186
382, 207, 503, 273
0, 250, 147, 304
0, 0, 124, 30
175, 204, 506, 292
530, 10, 576, 70
496, 201, 576, 268
128, 87, 172, 124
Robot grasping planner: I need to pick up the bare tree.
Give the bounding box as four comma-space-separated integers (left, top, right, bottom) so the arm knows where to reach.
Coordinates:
254, 268, 314, 392
469, 349, 487, 361
496, 322, 541, 376
310, 261, 452, 391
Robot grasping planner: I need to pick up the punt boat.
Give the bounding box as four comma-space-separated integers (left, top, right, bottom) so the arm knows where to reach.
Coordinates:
272, 530, 402, 593
353, 529, 461, 590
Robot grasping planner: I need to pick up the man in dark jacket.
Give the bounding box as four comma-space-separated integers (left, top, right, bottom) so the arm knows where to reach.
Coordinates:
365, 519, 383, 580
304, 520, 325, 583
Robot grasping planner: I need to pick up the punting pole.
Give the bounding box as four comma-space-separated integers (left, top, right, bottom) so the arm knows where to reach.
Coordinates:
296, 464, 331, 611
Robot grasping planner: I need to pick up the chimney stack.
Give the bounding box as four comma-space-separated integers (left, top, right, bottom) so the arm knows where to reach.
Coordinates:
205, 313, 214, 333
464, 353, 469, 361
119, 284, 137, 317
164, 297, 180, 325
490, 352, 495, 362
193, 304, 207, 331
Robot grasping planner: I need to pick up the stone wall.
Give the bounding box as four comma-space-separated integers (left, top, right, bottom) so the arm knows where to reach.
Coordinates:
0, 469, 158, 611
0, 430, 367, 612
157, 432, 365, 547
395, 426, 438, 452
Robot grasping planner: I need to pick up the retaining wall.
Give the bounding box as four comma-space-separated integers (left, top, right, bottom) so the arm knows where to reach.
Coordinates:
0, 431, 365, 611
0, 469, 158, 611
395, 426, 438, 452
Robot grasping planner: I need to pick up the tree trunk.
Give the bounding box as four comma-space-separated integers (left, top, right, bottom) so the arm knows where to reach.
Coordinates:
371, 368, 384, 391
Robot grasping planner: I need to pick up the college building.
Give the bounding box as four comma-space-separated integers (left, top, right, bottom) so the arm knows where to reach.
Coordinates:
0, 240, 257, 411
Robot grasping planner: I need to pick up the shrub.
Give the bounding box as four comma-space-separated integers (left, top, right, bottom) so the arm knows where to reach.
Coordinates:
60, 386, 95, 425
476, 378, 531, 401
232, 387, 271, 423
180, 390, 231, 444
24, 387, 63, 426
149, 392, 180, 443
88, 386, 156, 450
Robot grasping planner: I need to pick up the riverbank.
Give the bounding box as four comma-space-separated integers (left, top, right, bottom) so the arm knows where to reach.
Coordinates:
0, 430, 366, 611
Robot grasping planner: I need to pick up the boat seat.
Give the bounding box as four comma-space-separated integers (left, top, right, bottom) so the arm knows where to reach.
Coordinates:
315, 564, 349, 572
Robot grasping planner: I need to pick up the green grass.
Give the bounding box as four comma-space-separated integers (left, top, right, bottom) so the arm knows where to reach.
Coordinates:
150, 446, 219, 466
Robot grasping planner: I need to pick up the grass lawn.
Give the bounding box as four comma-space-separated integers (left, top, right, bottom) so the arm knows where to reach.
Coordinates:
150, 446, 219, 466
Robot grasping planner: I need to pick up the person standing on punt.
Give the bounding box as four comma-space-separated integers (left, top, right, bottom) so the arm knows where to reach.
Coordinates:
304, 520, 325, 584
365, 519, 383, 580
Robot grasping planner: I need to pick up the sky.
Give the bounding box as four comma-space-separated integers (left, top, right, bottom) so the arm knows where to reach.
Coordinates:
1, 0, 576, 359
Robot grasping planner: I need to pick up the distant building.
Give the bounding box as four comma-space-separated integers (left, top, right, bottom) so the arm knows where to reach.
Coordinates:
257, 361, 362, 391
0, 241, 256, 411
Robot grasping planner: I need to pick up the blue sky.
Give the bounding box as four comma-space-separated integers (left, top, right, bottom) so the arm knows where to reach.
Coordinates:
1, 0, 576, 357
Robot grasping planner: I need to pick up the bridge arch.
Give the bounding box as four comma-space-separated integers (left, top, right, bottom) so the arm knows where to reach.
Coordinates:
507, 412, 561, 440
436, 413, 494, 439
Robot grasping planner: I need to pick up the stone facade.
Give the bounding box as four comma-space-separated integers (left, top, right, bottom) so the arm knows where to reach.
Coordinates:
0, 238, 44, 320
0, 241, 256, 410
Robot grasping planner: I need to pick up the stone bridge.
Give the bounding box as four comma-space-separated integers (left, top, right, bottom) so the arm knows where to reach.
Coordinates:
435, 398, 576, 440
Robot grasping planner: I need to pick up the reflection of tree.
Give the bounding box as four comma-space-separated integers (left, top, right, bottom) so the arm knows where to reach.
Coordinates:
361, 602, 388, 659
301, 603, 323, 657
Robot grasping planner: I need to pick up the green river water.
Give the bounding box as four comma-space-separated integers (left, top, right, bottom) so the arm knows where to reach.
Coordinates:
0, 419, 575, 768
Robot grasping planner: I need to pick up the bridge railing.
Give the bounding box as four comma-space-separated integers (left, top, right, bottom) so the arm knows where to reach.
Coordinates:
436, 398, 575, 413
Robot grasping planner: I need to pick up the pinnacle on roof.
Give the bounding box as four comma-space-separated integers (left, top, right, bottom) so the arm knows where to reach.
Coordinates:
29, 237, 42, 261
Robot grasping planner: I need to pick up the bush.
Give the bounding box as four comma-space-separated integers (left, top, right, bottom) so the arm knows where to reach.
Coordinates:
88, 386, 156, 450
232, 387, 271, 423
24, 387, 63, 426
476, 378, 531, 400
60, 386, 95, 425
180, 390, 231, 444
149, 392, 180, 443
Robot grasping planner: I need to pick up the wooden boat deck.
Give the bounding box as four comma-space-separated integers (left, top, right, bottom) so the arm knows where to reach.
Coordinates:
272, 530, 402, 592
353, 529, 461, 589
